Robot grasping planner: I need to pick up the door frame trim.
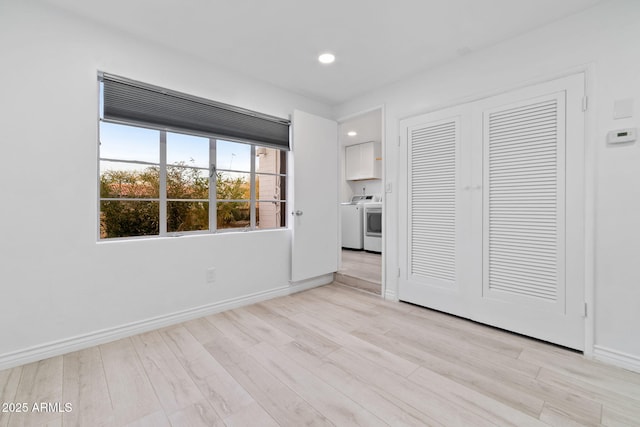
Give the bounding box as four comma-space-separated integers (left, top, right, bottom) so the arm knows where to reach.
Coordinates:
337, 104, 387, 299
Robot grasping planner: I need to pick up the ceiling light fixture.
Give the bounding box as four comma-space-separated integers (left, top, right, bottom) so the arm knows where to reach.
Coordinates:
318, 53, 336, 64
347, 131, 357, 136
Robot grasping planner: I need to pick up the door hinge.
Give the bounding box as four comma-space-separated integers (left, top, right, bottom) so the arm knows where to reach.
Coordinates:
582, 96, 588, 112
584, 302, 588, 317
398, 135, 401, 146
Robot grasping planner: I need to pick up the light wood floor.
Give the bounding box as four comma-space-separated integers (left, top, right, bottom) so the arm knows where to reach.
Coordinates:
1, 283, 639, 427
337, 249, 382, 295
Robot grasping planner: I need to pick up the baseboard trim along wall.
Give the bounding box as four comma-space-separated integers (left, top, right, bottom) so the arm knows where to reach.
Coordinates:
0, 273, 334, 371
385, 288, 398, 301
593, 345, 640, 373
290, 273, 334, 294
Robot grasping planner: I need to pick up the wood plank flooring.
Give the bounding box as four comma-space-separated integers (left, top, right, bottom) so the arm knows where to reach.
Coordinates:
1, 283, 640, 426
337, 249, 382, 295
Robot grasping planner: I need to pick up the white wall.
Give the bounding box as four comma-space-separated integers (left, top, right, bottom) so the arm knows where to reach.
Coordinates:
345, 180, 383, 201
338, 110, 384, 201
0, 1, 331, 364
335, 0, 640, 366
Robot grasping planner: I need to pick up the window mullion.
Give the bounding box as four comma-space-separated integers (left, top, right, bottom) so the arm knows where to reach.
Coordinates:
250, 145, 256, 230
210, 139, 217, 232
159, 131, 167, 235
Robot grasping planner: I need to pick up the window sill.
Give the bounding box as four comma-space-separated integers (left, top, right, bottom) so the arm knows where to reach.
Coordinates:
96, 227, 290, 245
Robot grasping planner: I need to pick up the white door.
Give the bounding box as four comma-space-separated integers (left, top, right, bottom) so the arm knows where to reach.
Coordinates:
474, 74, 586, 349
399, 74, 586, 349
291, 110, 339, 282
398, 105, 473, 317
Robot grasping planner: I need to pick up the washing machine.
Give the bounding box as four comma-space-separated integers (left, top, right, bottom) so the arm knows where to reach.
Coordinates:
340, 195, 376, 250
364, 202, 382, 253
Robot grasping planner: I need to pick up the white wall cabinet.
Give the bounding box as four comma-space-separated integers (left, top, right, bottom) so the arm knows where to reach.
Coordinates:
345, 141, 381, 181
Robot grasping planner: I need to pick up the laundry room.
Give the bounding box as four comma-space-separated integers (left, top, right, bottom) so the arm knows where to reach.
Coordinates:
337, 108, 384, 295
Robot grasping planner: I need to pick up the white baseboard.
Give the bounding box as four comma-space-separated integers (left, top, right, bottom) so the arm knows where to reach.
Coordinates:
593, 345, 640, 373
290, 273, 334, 294
0, 276, 330, 371
385, 288, 399, 301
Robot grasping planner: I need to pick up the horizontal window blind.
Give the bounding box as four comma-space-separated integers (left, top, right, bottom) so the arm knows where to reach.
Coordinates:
100, 73, 290, 150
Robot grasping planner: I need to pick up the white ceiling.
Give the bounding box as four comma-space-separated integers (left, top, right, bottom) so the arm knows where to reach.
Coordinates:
42, 0, 603, 106
340, 109, 383, 146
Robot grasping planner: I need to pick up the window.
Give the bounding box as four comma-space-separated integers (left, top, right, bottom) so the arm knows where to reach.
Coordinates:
98, 73, 289, 239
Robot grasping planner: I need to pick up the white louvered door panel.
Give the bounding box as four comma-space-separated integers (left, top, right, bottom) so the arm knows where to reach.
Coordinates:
399, 108, 470, 315
409, 119, 458, 287
473, 72, 585, 350
483, 93, 566, 311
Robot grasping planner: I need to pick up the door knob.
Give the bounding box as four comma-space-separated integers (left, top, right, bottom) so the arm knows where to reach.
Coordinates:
292, 210, 303, 216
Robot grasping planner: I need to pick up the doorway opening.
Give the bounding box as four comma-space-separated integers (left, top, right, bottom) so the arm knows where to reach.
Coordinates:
337, 107, 384, 295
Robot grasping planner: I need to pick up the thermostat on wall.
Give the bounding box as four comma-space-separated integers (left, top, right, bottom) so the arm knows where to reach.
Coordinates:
607, 128, 637, 144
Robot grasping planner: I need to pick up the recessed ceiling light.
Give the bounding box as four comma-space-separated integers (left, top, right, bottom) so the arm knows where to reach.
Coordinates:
318, 53, 336, 64
347, 131, 357, 137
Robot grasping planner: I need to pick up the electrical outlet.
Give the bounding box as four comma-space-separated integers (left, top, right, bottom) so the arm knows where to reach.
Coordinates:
206, 267, 216, 284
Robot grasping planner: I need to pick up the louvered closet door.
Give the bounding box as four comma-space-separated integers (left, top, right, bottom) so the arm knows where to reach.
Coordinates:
410, 119, 457, 285
475, 74, 586, 350
398, 73, 586, 350
399, 109, 472, 315
483, 94, 566, 306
